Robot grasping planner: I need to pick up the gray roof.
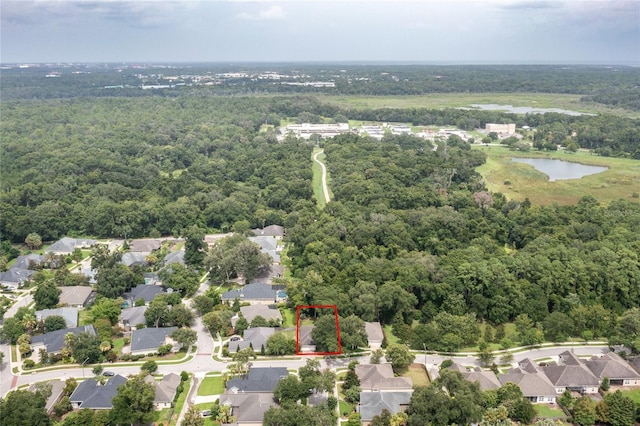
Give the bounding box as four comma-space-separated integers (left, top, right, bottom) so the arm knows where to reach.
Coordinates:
69, 375, 127, 409
228, 327, 275, 353
48, 237, 96, 254
358, 391, 413, 421
31, 325, 96, 353
145, 373, 181, 404
585, 352, 640, 381
365, 322, 384, 343
13, 254, 45, 270
499, 366, 557, 398
58, 286, 94, 307
239, 305, 282, 324
128, 284, 164, 304
129, 239, 162, 253
219, 393, 277, 423
121, 252, 148, 267
0, 268, 35, 286
543, 352, 600, 387
226, 367, 288, 393
130, 327, 177, 353
36, 307, 79, 328
28, 380, 65, 414
120, 306, 148, 327
356, 364, 413, 391
298, 325, 315, 346
163, 250, 185, 266
248, 236, 280, 263
222, 283, 277, 302
463, 368, 501, 391
252, 225, 285, 237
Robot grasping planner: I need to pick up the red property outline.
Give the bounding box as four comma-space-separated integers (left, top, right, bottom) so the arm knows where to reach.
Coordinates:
296, 305, 342, 355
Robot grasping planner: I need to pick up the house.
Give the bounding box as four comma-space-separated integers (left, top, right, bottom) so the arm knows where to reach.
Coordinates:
121, 252, 149, 268
126, 284, 165, 306
233, 305, 282, 327
204, 233, 234, 249
226, 367, 289, 393
358, 391, 413, 425
542, 351, 599, 394
248, 236, 280, 264
36, 307, 79, 328
69, 374, 127, 409
499, 359, 558, 404
365, 322, 384, 350
228, 327, 275, 353
252, 225, 285, 240
47, 237, 96, 255
0, 268, 35, 289
163, 250, 185, 266
130, 326, 177, 356
30, 325, 96, 360
254, 264, 284, 284
355, 364, 413, 392
298, 325, 316, 353
74, 267, 97, 284
119, 306, 148, 331
218, 393, 277, 425
450, 364, 501, 391
58, 286, 94, 308
128, 239, 162, 253
221, 283, 278, 305
28, 380, 65, 414
13, 254, 44, 270
144, 272, 160, 285
145, 373, 181, 409
584, 352, 640, 386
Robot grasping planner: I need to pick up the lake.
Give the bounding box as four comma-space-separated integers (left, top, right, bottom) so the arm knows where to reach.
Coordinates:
468, 104, 595, 116
511, 158, 608, 181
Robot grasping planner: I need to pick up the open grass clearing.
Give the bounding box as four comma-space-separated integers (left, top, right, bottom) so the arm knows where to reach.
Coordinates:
474, 146, 640, 205
280, 307, 296, 328
197, 376, 225, 396
169, 377, 190, 426
620, 388, 640, 404
151, 408, 172, 423
339, 400, 355, 417
383, 325, 400, 346
321, 93, 639, 118
535, 404, 566, 418
403, 363, 430, 387
312, 147, 330, 209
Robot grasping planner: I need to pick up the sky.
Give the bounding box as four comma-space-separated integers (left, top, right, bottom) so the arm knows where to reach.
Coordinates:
1, 0, 639, 64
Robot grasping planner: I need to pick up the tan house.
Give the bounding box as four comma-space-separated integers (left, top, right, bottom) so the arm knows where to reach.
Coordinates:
355, 364, 413, 392
145, 373, 182, 409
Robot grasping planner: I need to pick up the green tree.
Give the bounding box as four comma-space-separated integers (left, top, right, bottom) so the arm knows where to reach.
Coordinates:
171, 327, 197, 349
182, 404, 205, 426
71, 332, 102, 364
167, 304, 195, 328
25, 233, 42, 250
266, 332, 296, 355
603, 390, 635, 426
145, 298, 170, 328
573, 395, 597, 426
510, 399, 535, 424
192, 294, 219, 315
340, 315, 368, 351
92, 364, 104, 376
184, 225, 207, 268
234, 316, 249, 335
385, 344, 415, 374
110, 373, 156, 425
159, 264, 200, 297
345, 412, 362, 426
0, 317, 25, 344
312, 315, 340, 353
141, 360, 158, 374
202, 309, 233, 336
95, 263, 138, 299
0, 389, 50, 426
543, 311, 574, 342
371, 348, 384, 364
43, 315, 67, 333
34, 280, 61, 310
273, 375, 307, 406
90, 297, 123, 325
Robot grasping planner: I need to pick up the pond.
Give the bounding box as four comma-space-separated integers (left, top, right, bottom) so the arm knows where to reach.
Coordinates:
511, 158, 608, 181
468, 104, 595, 116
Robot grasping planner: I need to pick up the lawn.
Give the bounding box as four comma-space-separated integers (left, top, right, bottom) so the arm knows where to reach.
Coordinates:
197, 376, 225, 396
280, 307, 296, 328
78, 310, 92, 326
474, 146, 640, 205
382, 325, 400, 346
402, 364, 430, 387
535, 404, 566, 418
112, 338, 126, 354
151, 408, 172, 423
339, 400, 355, 417
620, 388, 640, 404
169, 377, 190, 426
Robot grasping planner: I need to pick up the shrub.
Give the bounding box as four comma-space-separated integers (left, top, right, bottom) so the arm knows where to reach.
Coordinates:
181, 371, 189, 382
23, 359, 35, 369
141, 360, 158, 373
504, 179, 512, 185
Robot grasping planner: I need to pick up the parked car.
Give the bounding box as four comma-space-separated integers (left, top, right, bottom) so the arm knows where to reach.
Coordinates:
103, 371, 115, 376
201, 410, 211, 417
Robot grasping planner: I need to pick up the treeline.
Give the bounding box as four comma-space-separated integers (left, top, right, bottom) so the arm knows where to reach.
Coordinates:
285, 135, 640, 350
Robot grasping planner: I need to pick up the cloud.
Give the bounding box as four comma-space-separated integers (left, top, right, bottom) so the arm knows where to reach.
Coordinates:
236, 5, 285, 20
499, 1, 563, 10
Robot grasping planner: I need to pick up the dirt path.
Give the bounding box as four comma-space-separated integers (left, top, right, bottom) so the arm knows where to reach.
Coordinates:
313, 149, 331, 204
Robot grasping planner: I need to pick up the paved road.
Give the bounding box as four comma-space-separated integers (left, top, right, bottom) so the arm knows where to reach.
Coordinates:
313, 149, 331, 204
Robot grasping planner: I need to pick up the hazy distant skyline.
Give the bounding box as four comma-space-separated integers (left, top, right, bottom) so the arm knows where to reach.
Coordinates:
1, 0, 639, 65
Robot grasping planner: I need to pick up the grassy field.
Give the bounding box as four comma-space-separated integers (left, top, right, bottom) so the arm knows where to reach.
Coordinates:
474, 146, 640, 205
620, 388, 640, 404
169, 377, 191, 426
535, 404, 566, 418
197, 376, 225, 396
403, 364, 430, 387
321, 93, 639, 118
280, 307, 296, 328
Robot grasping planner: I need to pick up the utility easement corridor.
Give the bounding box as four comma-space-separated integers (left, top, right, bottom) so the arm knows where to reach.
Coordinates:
313, 149, 331, 204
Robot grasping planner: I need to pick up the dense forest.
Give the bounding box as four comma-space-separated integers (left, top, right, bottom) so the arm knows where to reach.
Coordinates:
1, 68, 640, 353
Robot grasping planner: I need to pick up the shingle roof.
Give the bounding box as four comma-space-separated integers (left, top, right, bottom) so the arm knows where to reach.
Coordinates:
219, 393, 277, 423
130, 327, 177, 353
239, 305, 282, 324
252, 225, 285, 237
464, 368, 502, 391
13, 254, 45, 270
358, 391, 413, 421
58, 286, 94, 307
69, 375, 127, 409
31, 325, 96, 353
226, 367, 289, 393
298, 325, 315, 346
163, 250, 185, 266
129, 239, 162, 253
228, 327, 275, 353
248, 236, 280, 263
36, 307, 79, 328
48, 238, 96, 254
356, 364, 413, 391
499, 367, 557, 397
543, 363, 599, 387
120, 306, 148, 327
222, 284, 277, 302
128, 284, 164, 303
0, 268, 35, 286
121, 252, 149, 267
145, 373, 181, 404
584, 352, 640, 381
